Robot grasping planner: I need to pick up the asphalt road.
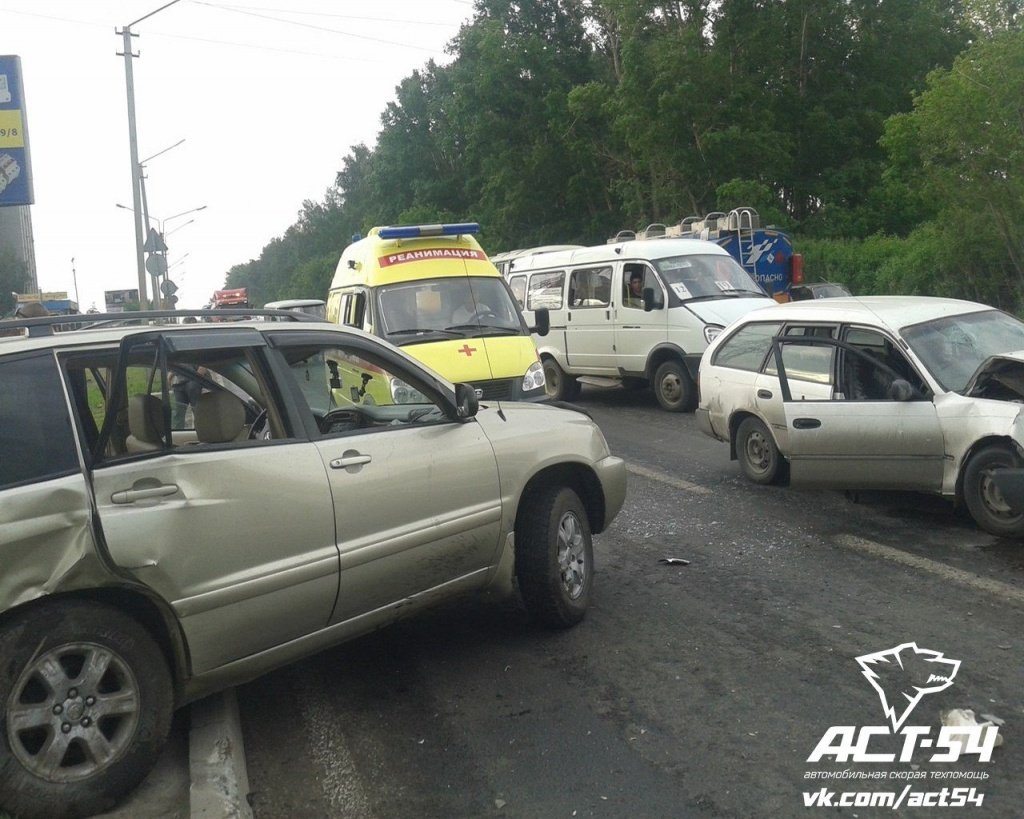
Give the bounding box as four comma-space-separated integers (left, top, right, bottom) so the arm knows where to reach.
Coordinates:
237, 385, 1024, 818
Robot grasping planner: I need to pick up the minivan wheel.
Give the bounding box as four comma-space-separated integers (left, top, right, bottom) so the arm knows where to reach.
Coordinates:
736, 416, 785, 485
543, 358, 581, 401
516, 485, 593, 629
653, 360, 695, 412
963, 444, 1024, 538
0, 602, 173, 819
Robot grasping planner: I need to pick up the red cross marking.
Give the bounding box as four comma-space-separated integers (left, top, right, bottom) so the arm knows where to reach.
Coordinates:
458, 344, 478, 357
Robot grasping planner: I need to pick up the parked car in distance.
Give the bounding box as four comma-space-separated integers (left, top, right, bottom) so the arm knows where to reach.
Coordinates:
263, 297, 328, 319
0, 309, 626, 819
788, 281, 852, 301
696, 296, 1024, 538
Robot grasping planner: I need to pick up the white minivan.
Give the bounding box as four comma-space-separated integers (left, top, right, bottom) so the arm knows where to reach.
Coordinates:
507, 237, 775, 411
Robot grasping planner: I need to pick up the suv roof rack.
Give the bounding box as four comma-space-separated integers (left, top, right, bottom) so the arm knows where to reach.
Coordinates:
0, 308, 317, 338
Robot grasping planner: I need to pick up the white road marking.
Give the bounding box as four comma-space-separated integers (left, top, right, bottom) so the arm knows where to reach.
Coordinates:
626, 462, 712, 495
835, 534, 1024, 605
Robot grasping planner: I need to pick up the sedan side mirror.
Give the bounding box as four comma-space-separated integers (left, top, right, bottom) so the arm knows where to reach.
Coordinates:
455, 382, 479, 419
532, 307, 550, 337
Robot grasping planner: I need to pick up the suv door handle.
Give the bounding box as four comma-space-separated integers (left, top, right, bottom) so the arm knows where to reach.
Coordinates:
330, 453, 372, 469
792, 418, 821, 430
111, 483, 179, 504
757, 389, 773, 399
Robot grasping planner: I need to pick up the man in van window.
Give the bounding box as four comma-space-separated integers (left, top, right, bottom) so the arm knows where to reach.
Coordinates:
623, 269, 644, 308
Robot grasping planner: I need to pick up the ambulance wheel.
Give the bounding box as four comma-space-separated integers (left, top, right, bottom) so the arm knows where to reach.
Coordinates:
654, 360, 695, 412
543, 358, 581, 401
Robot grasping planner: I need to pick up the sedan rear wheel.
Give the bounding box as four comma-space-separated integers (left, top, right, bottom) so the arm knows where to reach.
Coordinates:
736, 416, 785, 485
963, 444, 1024, 538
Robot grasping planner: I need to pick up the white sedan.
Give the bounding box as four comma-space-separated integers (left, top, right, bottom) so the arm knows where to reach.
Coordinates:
696, 296, 1024, 538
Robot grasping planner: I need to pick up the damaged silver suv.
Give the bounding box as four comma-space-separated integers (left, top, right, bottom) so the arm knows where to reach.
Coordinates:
0, 311, 626, 818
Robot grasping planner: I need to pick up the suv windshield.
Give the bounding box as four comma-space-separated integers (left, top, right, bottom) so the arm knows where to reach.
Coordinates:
903, 309, 1024, 393
654, 254, 765, 301
377, 277, 525, 345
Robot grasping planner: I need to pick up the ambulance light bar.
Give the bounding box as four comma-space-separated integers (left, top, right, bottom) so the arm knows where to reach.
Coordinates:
378, 223, 480, 239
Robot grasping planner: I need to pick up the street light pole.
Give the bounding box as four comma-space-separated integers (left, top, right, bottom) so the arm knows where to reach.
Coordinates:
116, 0, 184, 309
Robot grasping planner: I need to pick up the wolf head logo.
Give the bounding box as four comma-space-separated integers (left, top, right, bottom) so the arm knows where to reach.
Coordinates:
856, 643, 960, 731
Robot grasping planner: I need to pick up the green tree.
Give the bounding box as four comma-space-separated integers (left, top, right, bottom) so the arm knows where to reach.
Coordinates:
881, 29, 1024, 307
0, 247, 30, 316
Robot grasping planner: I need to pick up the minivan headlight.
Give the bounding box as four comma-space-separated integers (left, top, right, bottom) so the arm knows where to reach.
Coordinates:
390, 376, 427, 404
522, 360, 546, 392
703, 324, 725, 344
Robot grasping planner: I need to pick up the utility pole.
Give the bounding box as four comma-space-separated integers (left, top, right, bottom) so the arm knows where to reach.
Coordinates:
116, 26, 146, 308
70, 257, 80, 309
116, 0, 184, 310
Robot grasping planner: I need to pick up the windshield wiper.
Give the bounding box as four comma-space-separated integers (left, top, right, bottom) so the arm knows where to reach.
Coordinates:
388, 328, 462, 337
445, 323, 518, 335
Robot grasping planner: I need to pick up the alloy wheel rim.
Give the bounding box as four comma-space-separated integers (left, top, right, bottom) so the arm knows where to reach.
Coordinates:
557, 511, 587, 599
7, 642, 141, 783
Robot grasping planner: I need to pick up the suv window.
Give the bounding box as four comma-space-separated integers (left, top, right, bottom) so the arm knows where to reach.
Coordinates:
0, 353, 80, 488
277, 341, 453, 436
712, 322, 783, 371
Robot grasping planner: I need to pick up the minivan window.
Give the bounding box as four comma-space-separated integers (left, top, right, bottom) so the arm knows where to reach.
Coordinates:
527, 271, 564, 310
569, 266, 612, 308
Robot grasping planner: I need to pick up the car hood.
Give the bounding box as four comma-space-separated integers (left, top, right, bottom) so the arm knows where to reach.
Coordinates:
963, 351, 1024, 399
683, 297, 776, 327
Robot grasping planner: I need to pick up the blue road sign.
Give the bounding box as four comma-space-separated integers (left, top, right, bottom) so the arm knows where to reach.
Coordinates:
0, 55, 34, 206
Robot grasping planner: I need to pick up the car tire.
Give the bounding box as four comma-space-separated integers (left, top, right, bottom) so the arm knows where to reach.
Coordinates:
736, 416, 785, 485
543, 358, 581, 401
516, 485, 593, 629
653, 360, 696, 412
963, 444, 1024, 538
0, 602, 173, 819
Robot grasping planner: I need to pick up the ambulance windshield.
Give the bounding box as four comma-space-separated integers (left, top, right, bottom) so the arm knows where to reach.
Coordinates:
377, 277, 526, 346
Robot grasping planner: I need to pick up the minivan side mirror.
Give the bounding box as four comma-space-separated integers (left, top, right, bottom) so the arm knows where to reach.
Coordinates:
455, 382, 479, 419
532, 307, 550, 337
642, 287, 660, 312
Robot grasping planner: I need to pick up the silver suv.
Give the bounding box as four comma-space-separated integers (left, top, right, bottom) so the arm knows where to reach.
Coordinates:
0, 311, 626, 818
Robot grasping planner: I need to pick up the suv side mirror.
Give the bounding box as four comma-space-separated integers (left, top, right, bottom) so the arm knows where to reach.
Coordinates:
455, 382, 479, 419
532, 307, 550, 337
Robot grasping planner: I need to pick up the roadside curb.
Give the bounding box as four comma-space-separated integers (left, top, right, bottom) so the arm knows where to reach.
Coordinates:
189, 688, 253, 819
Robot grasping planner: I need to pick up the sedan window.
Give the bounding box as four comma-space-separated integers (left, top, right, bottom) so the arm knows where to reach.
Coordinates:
712, 322, 783, 371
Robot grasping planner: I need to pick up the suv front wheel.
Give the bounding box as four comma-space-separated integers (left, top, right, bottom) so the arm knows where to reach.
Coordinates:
516, 485, 593, 628
0, 602, 173, 819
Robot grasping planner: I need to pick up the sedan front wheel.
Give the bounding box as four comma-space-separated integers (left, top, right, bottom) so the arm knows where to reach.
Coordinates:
963, 444, 1024, 538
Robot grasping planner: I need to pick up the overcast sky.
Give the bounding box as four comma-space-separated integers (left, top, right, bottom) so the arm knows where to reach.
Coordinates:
4, 0, 473, 309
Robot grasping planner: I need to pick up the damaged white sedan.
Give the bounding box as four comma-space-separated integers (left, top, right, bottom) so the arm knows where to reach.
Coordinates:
696, 296, 1024, 538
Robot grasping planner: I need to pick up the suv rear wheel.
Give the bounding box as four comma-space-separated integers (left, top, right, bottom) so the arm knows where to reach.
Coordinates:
0, 602, 173, 819
516, 486, 593, 628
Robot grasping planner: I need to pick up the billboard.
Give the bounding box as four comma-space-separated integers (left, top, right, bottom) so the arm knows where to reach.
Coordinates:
105, 289, 140, 313
0, 55, 33, 206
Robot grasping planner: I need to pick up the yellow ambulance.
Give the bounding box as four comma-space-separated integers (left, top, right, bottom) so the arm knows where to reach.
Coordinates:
327, 223, 549, 402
